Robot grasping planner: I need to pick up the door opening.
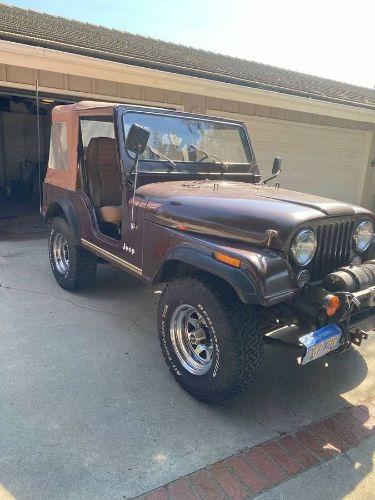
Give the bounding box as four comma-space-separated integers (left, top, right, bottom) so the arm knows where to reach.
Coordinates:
80, 115, 122, 240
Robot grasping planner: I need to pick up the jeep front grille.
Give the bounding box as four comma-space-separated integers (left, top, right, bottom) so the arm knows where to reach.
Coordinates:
309, 220, 354, 280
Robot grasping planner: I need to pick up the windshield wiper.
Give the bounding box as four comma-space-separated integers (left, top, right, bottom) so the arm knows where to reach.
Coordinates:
188, 144, 229, 171
146, 145, 176, 170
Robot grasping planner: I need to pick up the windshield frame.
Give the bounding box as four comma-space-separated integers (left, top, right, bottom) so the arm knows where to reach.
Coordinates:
117, 105, 257, 175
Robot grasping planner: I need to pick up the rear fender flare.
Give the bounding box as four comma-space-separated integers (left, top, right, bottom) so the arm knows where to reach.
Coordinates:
45, 197, 80, 244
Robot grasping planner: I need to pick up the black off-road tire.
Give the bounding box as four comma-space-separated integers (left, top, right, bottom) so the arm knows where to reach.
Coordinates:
157, 274, 263, 403
48, 217, 97, 290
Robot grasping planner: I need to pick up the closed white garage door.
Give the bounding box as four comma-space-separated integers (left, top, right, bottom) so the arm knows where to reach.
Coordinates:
209, 111, 372, 205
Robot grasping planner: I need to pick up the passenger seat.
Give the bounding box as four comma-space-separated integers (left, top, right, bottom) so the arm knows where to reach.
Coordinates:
85, 137, 122, 224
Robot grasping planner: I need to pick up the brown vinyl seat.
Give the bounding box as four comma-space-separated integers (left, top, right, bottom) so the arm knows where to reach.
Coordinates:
97, 205, 122, 224
85, 137, 122, 224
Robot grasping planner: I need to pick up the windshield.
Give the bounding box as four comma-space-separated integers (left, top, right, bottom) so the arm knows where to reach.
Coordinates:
123, 111, 253, 170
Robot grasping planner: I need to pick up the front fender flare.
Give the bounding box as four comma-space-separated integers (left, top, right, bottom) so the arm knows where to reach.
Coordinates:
153, 242, 298, 306
155, 245, 260, 304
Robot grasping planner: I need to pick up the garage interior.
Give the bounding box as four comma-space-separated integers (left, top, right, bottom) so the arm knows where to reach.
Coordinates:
0, 90, 71, 237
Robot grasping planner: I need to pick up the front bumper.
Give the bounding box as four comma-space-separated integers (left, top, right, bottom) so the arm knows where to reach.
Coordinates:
302, 283, 375, 349
265, 261, 375, 362
265, 306, 374, 365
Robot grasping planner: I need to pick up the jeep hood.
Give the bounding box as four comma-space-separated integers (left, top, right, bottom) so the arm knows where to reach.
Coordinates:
138, 180, 371, 249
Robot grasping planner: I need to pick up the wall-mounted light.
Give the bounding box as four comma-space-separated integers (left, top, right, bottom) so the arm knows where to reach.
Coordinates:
41, 98, 55, 104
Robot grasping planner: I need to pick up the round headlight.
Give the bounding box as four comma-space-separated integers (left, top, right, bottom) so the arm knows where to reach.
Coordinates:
353, 220, 374, 252
290, 229, 317, 266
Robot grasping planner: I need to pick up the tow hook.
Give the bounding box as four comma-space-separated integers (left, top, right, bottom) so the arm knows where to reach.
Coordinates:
350, 329, 368, 347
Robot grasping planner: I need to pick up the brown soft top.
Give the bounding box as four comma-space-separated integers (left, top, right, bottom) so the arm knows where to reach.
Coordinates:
47, 101, 150, 190
52, 100, 117, 119
47, 101, 118, 190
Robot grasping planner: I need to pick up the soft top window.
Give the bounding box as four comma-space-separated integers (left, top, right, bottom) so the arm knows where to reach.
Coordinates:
123, 111, 253, 172
48, 121, 68, 171
80, 116, 115, 148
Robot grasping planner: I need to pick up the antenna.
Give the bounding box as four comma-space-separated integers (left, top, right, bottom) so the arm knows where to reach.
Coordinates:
35, 79, 42, 213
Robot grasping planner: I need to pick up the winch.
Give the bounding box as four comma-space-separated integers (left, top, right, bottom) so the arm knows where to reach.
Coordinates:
323, 260, 375, 293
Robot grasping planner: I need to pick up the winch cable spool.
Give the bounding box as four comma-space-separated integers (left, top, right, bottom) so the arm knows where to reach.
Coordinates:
35, 79, 42, 213
324, 260, 375, 293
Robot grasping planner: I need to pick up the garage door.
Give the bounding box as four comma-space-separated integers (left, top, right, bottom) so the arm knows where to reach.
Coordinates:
208, 111, 372, 205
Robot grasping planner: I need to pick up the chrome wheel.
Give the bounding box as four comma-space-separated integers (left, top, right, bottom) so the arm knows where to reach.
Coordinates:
52, 232, 69, 275
170, 304, 214, 375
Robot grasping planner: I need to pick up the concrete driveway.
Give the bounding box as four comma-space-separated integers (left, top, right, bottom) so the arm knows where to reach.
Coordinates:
0, 224, 374, 499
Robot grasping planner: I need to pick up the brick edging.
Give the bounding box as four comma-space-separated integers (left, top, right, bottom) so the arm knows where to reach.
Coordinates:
140, 396, 375, 499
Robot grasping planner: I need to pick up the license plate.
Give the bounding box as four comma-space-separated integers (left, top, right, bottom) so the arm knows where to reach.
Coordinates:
299, 324, 342, 365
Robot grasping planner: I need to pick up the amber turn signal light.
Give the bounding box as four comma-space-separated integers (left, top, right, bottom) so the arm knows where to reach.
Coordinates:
323, 294, 340, 316
214, 252, 242, 268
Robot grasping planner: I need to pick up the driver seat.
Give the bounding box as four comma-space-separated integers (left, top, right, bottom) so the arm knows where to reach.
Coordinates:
85, 137, 122, 224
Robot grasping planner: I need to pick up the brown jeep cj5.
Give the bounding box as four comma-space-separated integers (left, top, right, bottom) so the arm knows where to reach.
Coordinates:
43, 101, 375, 402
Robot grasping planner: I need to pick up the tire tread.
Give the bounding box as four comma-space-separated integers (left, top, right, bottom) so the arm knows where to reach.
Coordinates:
49, 217, 97, 290
158, 273, 263, 403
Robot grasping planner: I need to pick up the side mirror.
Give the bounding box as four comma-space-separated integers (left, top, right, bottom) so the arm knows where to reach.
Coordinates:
125, 124, 150, 155
261, 157, 283, 185
272, 157, 282, 176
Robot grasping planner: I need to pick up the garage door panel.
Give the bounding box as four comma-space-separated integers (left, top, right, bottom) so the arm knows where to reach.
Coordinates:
253, 142, 293, 163
210, 110, 371, 205
290, 145, 312, 163
249, 117, 369, 204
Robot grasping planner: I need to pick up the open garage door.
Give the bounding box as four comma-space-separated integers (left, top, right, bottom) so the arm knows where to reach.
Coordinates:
0, 90, 73, 234
209, 111, 372, 206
